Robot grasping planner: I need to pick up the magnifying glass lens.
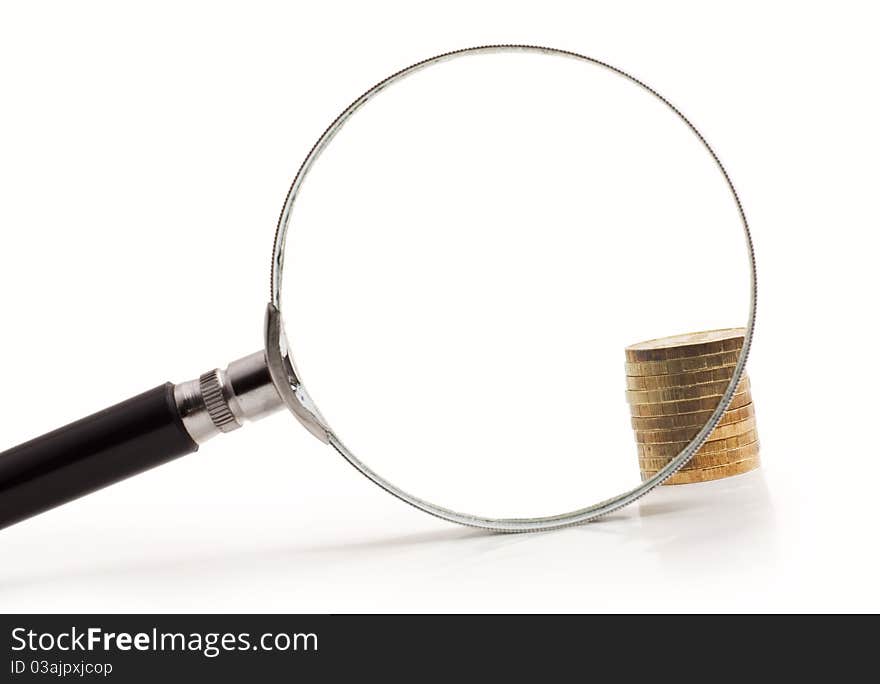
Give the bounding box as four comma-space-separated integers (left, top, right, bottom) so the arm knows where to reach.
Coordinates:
281, 51, 750, 520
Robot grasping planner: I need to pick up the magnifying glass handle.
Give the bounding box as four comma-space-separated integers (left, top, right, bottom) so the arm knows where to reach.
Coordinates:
0, 351, 284, 531
0, 384, 197, 530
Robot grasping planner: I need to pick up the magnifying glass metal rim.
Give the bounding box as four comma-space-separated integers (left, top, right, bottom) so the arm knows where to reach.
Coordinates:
265, 44, 758, 532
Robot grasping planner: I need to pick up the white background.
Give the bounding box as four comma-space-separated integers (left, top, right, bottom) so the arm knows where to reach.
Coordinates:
0, 1, 878, 613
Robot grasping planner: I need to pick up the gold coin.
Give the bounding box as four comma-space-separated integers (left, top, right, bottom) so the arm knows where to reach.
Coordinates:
637, 430, 759, 458
641, 457, 760, 485
638, 441, 761, 471
629, 389, 752, 417
625, 350, 741, 377
630, 402, 755, 431
626, 365, 737, 391
634, 415, 757, 444
625, 328, 745, 362
626, 376, 749, 405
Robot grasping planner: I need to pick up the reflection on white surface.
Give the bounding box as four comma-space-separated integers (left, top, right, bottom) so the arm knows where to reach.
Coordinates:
629, 468, 776, 564
0, 465, 780, 612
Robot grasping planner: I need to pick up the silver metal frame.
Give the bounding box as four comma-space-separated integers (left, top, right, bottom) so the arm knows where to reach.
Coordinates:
266, 45, 758, 532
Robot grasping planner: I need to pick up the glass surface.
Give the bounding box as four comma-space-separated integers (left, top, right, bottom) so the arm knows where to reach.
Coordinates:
276, 48, 752, 522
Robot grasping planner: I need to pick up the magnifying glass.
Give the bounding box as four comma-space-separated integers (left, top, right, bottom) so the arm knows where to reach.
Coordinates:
0, 45, 756, 533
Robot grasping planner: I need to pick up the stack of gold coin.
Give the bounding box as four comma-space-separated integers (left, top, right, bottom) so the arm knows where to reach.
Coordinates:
625, 329, 760, 485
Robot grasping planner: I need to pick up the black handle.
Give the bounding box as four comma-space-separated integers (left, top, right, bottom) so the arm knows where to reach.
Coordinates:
0, 383, 198, 530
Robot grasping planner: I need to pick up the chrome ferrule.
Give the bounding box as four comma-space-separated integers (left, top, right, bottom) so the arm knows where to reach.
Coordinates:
173, 350, 284, 444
